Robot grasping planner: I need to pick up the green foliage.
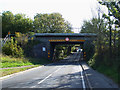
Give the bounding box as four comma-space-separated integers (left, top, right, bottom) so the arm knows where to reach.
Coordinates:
33, 13, 73, 33
2, 11, 14, 37
99, 1, 120, 27
14, 14, 33, 33
2, 32, 40, 58
55, 45, 71, 60
1, 66, 38, 77
13, 32, 40, 57
84, 42, 95, 62
2, 11, 73, 38
81, 2, 120, 84
1, 55, 51, 76
2, 11, 33, 37
1, 55, 51, 68
89, 58, 119, 84
55, 46, 64, 60
15, 32, 29, 48
2, 37, 24, 58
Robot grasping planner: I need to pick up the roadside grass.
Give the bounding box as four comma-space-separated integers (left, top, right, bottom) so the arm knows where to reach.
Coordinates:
88, 55, 119, 86
0, 65, 39, 77
2, 55, 33, 68
95, 65, 119, 84
1, 55, 51, 77
1, 55, 51, 68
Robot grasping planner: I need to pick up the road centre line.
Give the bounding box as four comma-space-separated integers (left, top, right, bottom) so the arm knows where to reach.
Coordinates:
37, 73, 52, 84
31, 66, 64, 88
31, 67, 62, 88
78, 63, 86, 90
37, 67, 63, 84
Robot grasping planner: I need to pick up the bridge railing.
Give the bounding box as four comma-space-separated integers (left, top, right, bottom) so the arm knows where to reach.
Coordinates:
2, 34, 10, 47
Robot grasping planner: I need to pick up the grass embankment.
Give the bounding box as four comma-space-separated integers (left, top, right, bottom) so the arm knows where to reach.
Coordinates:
94, 65, 118, 84
88, 53, 120, 86
1, 55, 51, 77
0, 66, 38, 77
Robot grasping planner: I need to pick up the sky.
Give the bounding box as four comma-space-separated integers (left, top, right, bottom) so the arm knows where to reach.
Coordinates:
0, 0, 107, 33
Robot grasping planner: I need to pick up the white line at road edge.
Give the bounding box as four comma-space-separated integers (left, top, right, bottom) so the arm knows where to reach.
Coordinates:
78, 63, 86, 90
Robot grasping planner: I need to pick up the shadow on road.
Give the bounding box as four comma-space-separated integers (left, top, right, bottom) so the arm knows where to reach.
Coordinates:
44, 52, 83, 66
40, 72, 83, 88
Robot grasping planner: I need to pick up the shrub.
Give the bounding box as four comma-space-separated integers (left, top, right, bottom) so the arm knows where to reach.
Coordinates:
84, 42, 95, 61
2, 37, 24, 58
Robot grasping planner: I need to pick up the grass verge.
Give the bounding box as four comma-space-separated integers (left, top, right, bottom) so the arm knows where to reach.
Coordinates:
94, 65, 119, 84
1, 55, 51, 68
88, 54, 120, 86
0, 65, 39, 77
1, 55, 51, 77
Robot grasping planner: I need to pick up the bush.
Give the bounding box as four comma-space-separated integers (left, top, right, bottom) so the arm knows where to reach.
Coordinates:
2, 37, 24, 58
15, 32, 29, 48
84, 42, 95, 61
55, 45, 71, 60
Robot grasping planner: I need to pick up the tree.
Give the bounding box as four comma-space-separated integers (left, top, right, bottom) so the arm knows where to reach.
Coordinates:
99, 0, 120, 61
14, 13, 33, 33
2, 11, 33, 37
80, 18, 108, 62
81, 18, 108, 49
33, 13, 72, 33
2, 11, 14, 37
64, 21, 73, 33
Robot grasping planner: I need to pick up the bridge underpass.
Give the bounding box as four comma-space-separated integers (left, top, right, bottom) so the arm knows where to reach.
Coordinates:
33, 33, 97, 61
50, 42, 83, 61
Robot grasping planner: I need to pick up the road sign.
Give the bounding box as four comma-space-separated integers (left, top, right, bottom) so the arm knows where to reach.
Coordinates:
8, 32, 10, 35
65, 37, 69, 41
42, 47, 46, 51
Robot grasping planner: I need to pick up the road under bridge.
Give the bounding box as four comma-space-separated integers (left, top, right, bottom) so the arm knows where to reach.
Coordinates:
33, 33, 97, 60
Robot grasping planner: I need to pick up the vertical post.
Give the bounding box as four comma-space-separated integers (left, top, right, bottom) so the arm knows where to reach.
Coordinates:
8, 31, 10, 39
108, 8, 112, 57
109, 13, 112, 48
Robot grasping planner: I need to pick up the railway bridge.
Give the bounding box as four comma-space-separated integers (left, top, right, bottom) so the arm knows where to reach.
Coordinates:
33, 33, 97, 60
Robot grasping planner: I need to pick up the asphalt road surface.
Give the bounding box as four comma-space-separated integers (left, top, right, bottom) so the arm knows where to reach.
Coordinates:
1, 52, 119, 89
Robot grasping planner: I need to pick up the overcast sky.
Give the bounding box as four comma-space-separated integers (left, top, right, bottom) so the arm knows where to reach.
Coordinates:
0, 0, 107, 33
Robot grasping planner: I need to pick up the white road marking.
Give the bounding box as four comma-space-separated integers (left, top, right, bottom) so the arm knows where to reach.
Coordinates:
78, 63, 86, 90
37, 67, 63, 84
30, 85, 36, 88
38, 73, 52, 84
54, 67, 62, 73
31, 66, 64, 88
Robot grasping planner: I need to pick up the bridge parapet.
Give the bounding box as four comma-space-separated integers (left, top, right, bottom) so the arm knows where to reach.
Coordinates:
34, 33, 97, 42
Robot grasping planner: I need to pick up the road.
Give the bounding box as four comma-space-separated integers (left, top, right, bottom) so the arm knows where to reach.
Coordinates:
1, 52, 119, 89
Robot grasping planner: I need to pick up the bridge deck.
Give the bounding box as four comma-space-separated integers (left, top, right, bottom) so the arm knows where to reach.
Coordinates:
35, 33, 97, 37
